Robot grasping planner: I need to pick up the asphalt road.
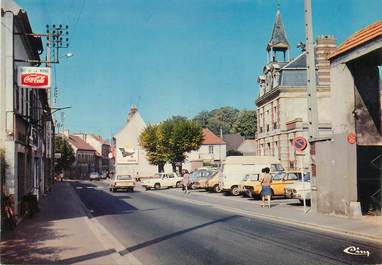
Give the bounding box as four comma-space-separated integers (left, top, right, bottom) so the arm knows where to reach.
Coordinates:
71, 180, 382, 265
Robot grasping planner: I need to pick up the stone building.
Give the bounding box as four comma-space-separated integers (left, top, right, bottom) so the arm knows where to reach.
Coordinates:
73, 133, 112, 174
255, 8, 336, 170
64, 134, 97, 179
314, 20, 381, 216
0, 0, 54, 214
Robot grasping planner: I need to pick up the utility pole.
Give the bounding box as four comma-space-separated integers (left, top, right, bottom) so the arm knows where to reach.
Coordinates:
304, 0, 318, 213
304, 0, 319, 141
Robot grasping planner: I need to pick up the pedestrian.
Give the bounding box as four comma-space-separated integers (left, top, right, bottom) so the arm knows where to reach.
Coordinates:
260, 167, 272, 208
182, 170, 190, 194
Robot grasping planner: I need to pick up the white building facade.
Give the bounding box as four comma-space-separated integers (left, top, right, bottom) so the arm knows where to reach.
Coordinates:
255, 9, 335, 171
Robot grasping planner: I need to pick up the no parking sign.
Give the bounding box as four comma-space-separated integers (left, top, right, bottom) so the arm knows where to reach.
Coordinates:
293, 136, 308, 152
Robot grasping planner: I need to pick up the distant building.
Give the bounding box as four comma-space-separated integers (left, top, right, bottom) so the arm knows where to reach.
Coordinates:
314, 20, 382, 216
73, 133, 112, 173
223, 134, 245, 153
64, 134, 97, 179
188, 128, 226, 170
237, 140, 257, 156
255, 8, 336, 170
114, 106, 172, 177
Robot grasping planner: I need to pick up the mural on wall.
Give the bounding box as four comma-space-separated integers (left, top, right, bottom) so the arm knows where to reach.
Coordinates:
117, 147, 139, 164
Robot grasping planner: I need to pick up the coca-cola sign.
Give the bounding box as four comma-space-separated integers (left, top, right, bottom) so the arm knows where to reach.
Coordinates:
17, 67, 51, 89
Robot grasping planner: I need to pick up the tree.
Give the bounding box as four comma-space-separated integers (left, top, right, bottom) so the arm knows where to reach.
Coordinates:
194, 107, 239, 135
162, 118, 204, 172
54, 136, 75, 175
139, 118, 204, 173
139, 124, 167, 172
233, 109, 257, 139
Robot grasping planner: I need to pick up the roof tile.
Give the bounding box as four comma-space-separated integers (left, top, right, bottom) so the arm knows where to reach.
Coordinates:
329, 20, 382, 60
202, 128, 225, 145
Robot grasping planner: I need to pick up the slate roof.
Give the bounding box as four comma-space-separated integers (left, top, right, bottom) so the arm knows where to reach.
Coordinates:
202, 128, 225, 145
223, 134, 245, 151
267, 9, 289, 51
329, 20, 382, 60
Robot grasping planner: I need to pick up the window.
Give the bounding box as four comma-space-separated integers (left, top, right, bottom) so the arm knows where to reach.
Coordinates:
208, 145, 214, 154
273, 122, 277, 129
271, 164, 284, 172
267, 124, 270, 132
287, 173, 299, 180
259, 127, 263, 133
272, 173, 285, 181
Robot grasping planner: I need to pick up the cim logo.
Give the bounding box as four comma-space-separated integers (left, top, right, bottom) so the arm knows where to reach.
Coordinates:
21, 73, 49, 87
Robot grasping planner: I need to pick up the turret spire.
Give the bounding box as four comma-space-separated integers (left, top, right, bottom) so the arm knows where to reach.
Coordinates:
267, 8, 289, 62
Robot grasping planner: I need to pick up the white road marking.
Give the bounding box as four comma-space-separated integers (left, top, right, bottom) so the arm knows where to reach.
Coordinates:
76, 187, 83, 189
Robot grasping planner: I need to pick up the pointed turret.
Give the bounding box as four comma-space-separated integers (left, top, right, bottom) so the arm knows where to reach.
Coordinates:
267, 8, 289, 62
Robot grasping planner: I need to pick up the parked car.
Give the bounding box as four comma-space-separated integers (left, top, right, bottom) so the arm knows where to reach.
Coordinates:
141, 172, 182, 190
189, 169, 217, 189
285, 173, 311, 204
89, 172, 100, 181
109, 175, 135, 192
219, 156, 284, 196
205, 171, 223, 193
239, 173, 260, 197
250, 171, 301, 198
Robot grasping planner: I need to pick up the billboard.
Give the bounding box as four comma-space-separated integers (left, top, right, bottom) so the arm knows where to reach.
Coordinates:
116, 146, 139, 164
17, 67, 51, 89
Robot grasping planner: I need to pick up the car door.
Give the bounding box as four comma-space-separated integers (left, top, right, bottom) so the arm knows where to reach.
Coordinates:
168, 173, 176, 186
161, 174, 169, 187
271, 172, 286, 196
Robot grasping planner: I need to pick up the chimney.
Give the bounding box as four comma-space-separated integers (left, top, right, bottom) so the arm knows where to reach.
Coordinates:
315, 35, 336, 85
127, 105, 138, 121
63, 129, 70, 138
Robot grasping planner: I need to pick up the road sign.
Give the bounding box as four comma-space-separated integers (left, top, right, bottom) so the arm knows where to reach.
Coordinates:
293, 136, 308, 151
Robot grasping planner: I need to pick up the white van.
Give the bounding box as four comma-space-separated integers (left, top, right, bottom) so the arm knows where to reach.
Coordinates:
219, 156, 284, 196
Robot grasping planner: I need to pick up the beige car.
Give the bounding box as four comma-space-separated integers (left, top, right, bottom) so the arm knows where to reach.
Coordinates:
109, 175, 135, 192
205, 171, 222, 193
192, 170, 218, 189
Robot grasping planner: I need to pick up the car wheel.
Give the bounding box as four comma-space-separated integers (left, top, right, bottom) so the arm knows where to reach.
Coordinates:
130, 188, 134, 192
191, 183, 197, 190
176, 181, 182, 188
154, 183, 161, 190
213, 184, 221, 193
111, 188, 116, 193
231, 186, 240, 196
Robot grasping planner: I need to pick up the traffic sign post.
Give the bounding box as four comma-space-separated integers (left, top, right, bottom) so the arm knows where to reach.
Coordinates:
293, 136, 309, 214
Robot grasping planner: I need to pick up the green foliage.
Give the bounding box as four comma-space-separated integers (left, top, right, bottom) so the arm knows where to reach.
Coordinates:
54, 136, 75, 174
193, 107, 257, 138
0, 149, 8, 181
139, 124, 168, 172
232, 109, 257, 139
139, 118, 204, 172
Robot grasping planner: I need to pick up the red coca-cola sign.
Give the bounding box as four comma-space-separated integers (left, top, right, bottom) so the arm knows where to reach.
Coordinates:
17, 67, 51, 89
21, 73, 48, 87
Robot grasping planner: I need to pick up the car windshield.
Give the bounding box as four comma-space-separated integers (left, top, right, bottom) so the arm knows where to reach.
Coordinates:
271, 164, 284, 172
117, 175, 132, 180
153, 173, 161, 178
272, 172, 286, 180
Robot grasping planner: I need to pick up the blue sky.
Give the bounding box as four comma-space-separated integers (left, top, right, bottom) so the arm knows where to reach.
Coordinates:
17, 0, 382, 138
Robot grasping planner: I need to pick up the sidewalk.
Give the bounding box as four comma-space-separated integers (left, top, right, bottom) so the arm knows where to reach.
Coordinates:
0, 181, 120, 265
156, 188, 382, 244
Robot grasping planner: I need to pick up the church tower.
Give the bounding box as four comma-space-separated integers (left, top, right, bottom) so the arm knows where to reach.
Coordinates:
267, 7, 289, 63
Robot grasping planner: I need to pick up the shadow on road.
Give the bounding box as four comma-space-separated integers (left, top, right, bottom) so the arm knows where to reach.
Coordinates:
71, 181, 138, 217
119, 215, 239, 256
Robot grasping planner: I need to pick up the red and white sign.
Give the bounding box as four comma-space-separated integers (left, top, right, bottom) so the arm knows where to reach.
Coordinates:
292, 136, 308, 152
347, 133, 357, 144
17, 67, 51, 89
